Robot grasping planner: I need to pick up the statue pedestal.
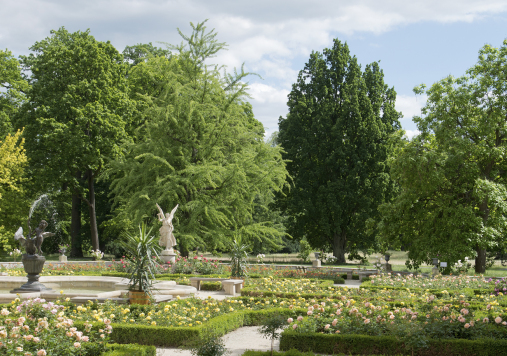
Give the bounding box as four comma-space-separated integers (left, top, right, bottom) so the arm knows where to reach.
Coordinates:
59, 255, 67, 262
312, 260, 321, 267
11, 254, 53, 293
160, 249, 177, 264
432, 266, 440, 277
384, 263, 392, 272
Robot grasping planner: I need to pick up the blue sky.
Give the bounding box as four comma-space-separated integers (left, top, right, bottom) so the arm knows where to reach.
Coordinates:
2, 0, 507, 138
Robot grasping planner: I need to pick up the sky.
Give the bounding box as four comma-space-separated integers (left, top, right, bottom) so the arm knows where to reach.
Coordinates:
2, 0, 507, 138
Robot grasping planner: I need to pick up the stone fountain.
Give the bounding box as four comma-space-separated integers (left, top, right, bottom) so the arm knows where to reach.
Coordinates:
10, 197, 56, 293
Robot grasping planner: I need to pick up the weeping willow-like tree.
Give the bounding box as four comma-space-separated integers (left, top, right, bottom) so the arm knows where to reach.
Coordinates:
108, 21, 288, 255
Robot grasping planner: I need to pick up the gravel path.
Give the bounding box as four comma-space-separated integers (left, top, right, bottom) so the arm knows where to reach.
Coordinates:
156, 326, 276, 356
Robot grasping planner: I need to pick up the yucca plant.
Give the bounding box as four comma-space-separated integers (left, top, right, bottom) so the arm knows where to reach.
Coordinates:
229, 237, 249, 278
121, 223, 161, 294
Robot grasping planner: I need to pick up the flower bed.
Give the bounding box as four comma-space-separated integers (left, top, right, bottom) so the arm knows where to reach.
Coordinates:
0, 298, 111, 355
367, 273, 492, 290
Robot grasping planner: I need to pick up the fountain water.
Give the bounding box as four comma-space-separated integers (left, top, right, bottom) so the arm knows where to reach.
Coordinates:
10, 195, 57, 293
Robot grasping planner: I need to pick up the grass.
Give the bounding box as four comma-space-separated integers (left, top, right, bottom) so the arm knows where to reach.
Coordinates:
201, 250, 507, 277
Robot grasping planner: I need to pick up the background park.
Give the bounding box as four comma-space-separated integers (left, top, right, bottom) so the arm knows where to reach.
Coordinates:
1, 2, 507, 355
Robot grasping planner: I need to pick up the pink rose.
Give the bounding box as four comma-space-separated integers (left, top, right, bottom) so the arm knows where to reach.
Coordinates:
292, 324, 297, 330
495, 317, 502, 324
287, 318, 293, 323
297, 316, 303, 322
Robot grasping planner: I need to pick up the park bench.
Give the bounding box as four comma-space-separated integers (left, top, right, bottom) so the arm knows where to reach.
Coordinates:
222, 279, 243, 297
333, 268, 354, 280
358, 270, 377, 281
296, 266, 307, 273
189, 277, 227, 290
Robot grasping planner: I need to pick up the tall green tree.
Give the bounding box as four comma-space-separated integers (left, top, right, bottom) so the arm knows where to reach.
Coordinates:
278, 39, 400, 263
377, 40, 507, 273
123, 42, 171, 67
0, 49, 29, 138
108, 21, 288, 256
18, 28, 133, 255
0, 130, 28, 250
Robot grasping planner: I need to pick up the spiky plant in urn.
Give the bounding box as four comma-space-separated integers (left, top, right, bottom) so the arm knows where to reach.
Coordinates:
11, 219, 55, 293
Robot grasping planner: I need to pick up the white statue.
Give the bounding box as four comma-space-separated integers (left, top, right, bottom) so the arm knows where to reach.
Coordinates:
156, 203, 179, 251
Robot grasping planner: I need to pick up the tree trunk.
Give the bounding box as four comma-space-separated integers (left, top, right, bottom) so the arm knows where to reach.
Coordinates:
71, 192, 82, 257
475, 247, 486, 274
332, 231, 347, 264
475, 198, 489, 273
87, 169, 100, 251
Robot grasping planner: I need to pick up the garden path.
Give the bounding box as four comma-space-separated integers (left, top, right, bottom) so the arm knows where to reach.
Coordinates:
155, 279, 360, 355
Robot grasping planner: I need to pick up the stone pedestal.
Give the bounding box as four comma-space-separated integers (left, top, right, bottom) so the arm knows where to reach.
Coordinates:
160, 249, 177, 264
11, 254, 53, 293
59, 255, 67, 262
312, 259, 321, 267
384, 263, 392, 272
432, 266, 440, 277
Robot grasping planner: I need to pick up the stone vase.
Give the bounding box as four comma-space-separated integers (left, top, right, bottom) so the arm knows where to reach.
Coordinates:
10, 254, 53, 293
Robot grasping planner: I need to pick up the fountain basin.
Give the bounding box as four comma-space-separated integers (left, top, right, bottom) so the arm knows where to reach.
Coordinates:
0, 276, 196, 304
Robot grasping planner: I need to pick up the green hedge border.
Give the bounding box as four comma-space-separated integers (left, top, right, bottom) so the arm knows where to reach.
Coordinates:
280, 330, 507, 356
102, 343, 156, 356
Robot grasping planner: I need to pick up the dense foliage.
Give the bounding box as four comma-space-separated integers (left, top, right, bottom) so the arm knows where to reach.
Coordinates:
278, 39, 400, 263
377, 40, 507, 273
17, 27, 134, 255
0, 130, 28, 250
108, 21, 288, 255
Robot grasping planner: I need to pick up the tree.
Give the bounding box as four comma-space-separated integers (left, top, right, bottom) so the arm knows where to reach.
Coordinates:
0, 130, 28, 250
377, 40, 507, 273
108, 21, 288, 256
0, 49, 29, 138
18, 28, 133, 255
278, 39, 401, 263
123, 42, 171, 67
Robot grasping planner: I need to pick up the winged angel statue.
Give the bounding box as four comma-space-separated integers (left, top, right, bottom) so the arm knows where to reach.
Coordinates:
156, 203, 179, 251
14, 220, 55, 255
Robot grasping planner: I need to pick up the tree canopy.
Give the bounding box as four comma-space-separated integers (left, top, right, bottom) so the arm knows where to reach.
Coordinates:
278, 39, 401, 263
108, 21, 288, 255
0, 49, 29, 138
18, 27, 134, 255
377, 40, 507, 273
0, 130, 28, 250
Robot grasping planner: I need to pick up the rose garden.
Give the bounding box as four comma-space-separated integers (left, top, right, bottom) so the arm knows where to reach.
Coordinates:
2, 19, 507, 356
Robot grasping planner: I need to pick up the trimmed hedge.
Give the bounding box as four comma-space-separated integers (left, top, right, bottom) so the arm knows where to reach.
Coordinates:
280, 330, 507, 356
103, 343, 156, 356
241, 350, 402, 356
360, 282, 497, 298
85, 308, 295, 347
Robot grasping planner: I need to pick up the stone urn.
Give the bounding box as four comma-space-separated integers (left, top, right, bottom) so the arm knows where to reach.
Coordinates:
10, 254, 53, 293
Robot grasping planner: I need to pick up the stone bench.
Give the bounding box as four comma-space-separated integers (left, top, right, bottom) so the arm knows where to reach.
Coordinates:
222, 279, 243, 297
358, 270, 377, 281
189, 277, 227, 291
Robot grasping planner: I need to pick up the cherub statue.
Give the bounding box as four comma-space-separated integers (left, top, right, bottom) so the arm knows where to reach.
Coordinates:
156, 203, 179, 251
14, 220, 55, 256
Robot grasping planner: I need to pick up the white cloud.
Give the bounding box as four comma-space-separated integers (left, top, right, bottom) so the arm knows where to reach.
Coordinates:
404, 130, 421, 140
2, 0, 506, 135
248, 83, 290, 137
396, 94, 427, 120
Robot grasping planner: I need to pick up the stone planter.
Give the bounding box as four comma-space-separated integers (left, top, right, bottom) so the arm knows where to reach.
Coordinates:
10, 254, 53, 293
129, 290, 150, 305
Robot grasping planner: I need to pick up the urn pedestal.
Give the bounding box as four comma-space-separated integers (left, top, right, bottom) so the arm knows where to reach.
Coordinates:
10, 254, 53, 293
160, 249, 177, 264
